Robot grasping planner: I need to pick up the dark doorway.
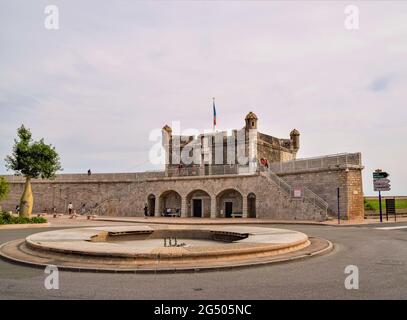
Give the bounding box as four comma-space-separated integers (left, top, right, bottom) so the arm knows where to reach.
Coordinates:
193, 199, 202, 217
248, 194, 256, 218
225, 202, 233, 218
148, 195, 156, 216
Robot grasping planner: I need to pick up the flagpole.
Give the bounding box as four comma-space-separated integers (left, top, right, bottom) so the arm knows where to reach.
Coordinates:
212, 97, 216, 133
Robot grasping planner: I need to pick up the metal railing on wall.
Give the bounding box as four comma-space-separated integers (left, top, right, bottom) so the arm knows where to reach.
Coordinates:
259, 165, 329, 215
2, 171, 165, 183
268, 152, 362, 174
166, 164, 248, 177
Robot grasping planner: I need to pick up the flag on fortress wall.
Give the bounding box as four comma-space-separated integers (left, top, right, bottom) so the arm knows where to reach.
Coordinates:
213, 98, 217, 126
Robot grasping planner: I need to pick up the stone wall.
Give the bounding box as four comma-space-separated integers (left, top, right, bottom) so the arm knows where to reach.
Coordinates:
278, 167, 364, 220
0, 172, 163, 215
0, 165, 364, 221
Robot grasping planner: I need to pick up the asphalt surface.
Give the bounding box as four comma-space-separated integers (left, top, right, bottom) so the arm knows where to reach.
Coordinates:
1, 222, 407, 299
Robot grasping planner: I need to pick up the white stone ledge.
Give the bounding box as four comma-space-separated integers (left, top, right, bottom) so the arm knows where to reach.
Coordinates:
5, 180, 139, 185
276, 165, 364, 176
146, 173, 259, 182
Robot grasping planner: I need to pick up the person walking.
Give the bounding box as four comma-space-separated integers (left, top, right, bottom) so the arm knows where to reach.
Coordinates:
81, 203, 86, 215
68, 202, 73, 215
144, 203, 148, 218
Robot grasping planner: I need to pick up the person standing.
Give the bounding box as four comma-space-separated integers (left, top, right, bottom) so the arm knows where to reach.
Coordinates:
68, 202, 73, 215
81, 203, 86, 215
144, 203, 148, 217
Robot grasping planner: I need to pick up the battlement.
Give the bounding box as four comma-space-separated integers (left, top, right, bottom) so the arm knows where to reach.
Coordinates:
162, 112, 300, 176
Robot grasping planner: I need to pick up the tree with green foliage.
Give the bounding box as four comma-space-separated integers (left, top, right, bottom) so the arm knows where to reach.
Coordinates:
0, 177, 10, 212
5, 125, 62, 217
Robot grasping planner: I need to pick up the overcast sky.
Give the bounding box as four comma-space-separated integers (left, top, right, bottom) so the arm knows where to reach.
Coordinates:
0, 1, 406, 195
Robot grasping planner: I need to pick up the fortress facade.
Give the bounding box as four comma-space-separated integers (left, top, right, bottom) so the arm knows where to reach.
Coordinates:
1, 112, 365, 221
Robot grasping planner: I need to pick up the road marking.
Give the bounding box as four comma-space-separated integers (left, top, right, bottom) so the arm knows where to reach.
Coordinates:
374, 226, 407, 230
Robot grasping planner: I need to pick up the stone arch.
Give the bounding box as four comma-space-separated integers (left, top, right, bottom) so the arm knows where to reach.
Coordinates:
158, 190, 181, 216
186, 189, 211, 218
247, 192, 256, 218
216, 188, 243, 218
147, 194, 156, 216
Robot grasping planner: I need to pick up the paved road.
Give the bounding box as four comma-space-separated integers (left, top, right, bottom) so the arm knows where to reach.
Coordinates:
1, 223, 407, 299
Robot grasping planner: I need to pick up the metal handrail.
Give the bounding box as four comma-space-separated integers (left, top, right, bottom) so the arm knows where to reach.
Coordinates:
302, 187, 329, 213
268, 152, 362, 174
262, 166, 328, 215
263, 168, 292, 196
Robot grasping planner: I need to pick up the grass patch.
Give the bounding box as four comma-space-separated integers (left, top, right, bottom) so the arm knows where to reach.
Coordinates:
0, 212, 47, 225
364, 198, 407, 211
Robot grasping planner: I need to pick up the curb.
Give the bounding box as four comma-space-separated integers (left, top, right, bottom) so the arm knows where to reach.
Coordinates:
94, 218, 326, 226
0, 222, 50, 230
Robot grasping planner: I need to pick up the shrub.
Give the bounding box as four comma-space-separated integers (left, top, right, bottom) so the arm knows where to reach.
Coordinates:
364, 199, 375, 211
30, 217, 47, 224
0, 212, 47, 225
0, 212, 12, 224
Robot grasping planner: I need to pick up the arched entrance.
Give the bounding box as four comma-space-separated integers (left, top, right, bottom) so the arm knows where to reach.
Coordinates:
216, 189, 243, 218
147, 194, 156, 216
247, 193, 256, 218
186, 189, 211, 218
159, 190, 181, 216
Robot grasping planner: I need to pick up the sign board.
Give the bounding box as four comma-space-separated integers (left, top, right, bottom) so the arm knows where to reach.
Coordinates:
374, 183, 391, 188
374, 178, 390, 184
374, 186, 391, 192
374, 169, 391, 222
293, 187, 302, 198
374, 183, 390, 188
373, 171, 389, 179
385, 199, 396, 215
373, 171, 391, 192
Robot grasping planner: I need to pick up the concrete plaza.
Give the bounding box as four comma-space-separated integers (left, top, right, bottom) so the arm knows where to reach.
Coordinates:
1, 217, 407, 299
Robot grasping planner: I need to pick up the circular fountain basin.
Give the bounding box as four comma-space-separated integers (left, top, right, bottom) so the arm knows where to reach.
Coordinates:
0, 225, 332, 272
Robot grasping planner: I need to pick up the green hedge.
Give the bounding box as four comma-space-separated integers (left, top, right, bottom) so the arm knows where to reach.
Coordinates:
364, 198, 407, 211
0, 212, 47, 225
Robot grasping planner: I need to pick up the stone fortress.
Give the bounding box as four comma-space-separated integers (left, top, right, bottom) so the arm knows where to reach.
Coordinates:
1, 112, 365, 221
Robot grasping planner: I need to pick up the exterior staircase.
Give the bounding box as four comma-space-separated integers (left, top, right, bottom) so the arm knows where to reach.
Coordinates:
261, 167, 329, 220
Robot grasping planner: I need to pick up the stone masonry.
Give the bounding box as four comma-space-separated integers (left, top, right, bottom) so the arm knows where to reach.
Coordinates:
0, 161, 364, 221
0, 112, 365, 221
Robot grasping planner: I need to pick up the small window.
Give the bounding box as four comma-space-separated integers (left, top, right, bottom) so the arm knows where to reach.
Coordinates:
252, 122, 255, 126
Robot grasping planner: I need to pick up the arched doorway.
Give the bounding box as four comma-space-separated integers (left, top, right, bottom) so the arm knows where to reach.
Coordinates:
158, 190, 181, 216
247, 193, 256, 218
186, 189, 211, 218
147, 194, 156, 216
216, 189, 243, 218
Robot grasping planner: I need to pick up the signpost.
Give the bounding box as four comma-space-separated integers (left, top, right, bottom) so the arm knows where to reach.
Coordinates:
337, 187, 340, 225
373, 169, 391, 222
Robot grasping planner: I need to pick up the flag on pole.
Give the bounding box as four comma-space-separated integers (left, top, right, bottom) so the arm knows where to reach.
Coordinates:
212, 97, 217, 127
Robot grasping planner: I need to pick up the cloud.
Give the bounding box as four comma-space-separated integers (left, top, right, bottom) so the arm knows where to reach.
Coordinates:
369, 76, 394, 92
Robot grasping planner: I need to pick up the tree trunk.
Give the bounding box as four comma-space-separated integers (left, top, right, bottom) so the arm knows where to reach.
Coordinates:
20, 177, 33, 218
